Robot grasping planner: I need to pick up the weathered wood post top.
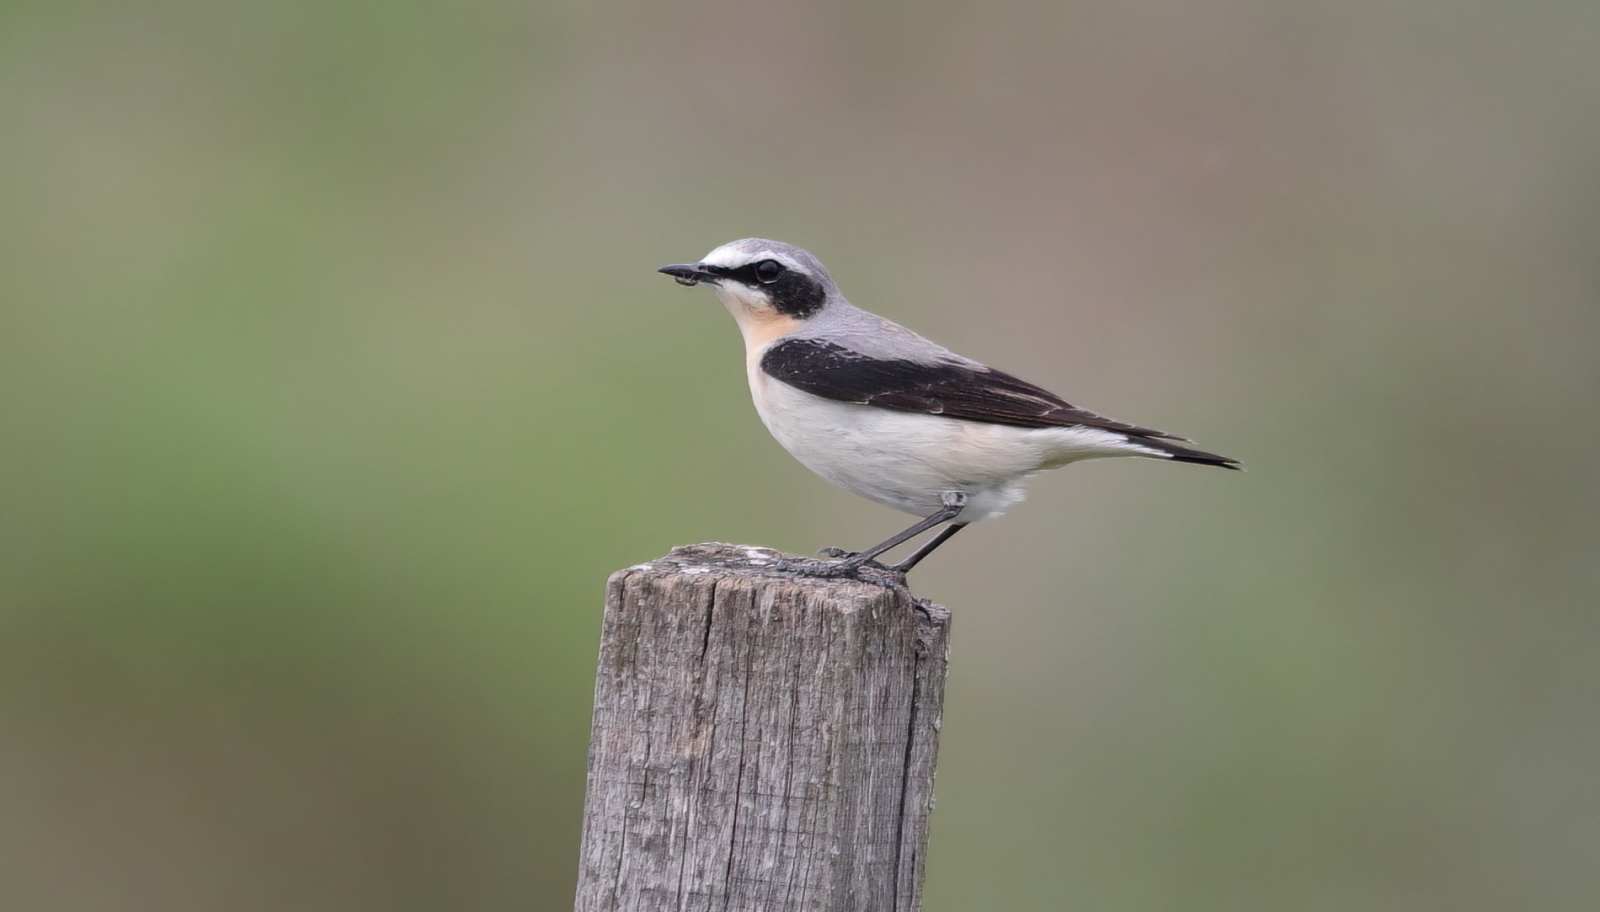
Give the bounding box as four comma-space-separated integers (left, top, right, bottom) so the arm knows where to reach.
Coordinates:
575, 543, 953, 912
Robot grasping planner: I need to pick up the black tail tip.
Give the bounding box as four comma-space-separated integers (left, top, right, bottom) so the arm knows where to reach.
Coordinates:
1148, 441, 1242, 470
1130, 434, 1242, 470
1171, 454, 1243, 471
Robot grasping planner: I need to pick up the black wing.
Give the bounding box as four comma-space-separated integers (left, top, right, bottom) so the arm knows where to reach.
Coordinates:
760, 338, 1241, 468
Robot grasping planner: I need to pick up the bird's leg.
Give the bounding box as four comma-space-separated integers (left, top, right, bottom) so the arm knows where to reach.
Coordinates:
799, 492, 968, 578
889, 522, 968, 573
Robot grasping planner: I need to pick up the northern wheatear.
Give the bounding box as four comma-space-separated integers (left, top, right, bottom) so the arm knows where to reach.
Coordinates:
660, 238, 1238, 577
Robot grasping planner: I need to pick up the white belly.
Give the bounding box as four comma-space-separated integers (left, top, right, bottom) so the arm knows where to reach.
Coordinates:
748, 363, 1148, 521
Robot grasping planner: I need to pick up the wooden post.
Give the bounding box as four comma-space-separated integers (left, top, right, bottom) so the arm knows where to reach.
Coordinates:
574, 543, 952, 912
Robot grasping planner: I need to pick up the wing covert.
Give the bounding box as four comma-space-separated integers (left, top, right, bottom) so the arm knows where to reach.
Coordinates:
759, 338, 1183, 439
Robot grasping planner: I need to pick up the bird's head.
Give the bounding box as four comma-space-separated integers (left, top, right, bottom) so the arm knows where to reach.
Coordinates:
660, 239, 838, 344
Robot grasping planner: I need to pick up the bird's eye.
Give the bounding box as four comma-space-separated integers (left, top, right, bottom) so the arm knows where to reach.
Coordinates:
755, 259, 784, 283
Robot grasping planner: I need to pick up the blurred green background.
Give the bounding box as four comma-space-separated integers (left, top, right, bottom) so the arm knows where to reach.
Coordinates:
3, 1, 1597, 909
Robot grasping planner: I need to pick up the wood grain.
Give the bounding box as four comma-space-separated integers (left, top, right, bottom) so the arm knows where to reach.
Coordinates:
574, 543, 952, 912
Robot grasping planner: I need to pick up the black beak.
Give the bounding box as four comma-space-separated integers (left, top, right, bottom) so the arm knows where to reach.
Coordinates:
658, 262, 725, 287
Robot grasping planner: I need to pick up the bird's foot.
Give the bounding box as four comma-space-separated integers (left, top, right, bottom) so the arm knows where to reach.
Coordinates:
778, 556, 861, 578
776, 555, 907, 587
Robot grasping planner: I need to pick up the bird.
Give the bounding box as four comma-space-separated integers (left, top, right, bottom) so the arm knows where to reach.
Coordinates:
659, 238, 1238, 578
